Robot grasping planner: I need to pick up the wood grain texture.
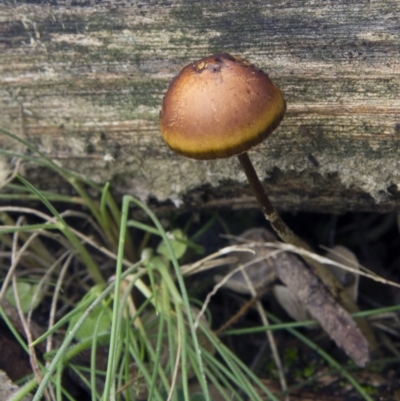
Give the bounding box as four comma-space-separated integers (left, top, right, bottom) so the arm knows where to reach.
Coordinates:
1, 0, 399, 213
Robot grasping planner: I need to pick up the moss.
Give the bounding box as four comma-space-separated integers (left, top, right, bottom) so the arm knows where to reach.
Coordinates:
361, 385, 379, 396
86, 79, 164, 119
283, 346, 299, 366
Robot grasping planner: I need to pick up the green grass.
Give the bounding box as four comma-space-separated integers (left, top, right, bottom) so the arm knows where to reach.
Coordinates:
0, 126, 399, 401
0, 127, 280, 401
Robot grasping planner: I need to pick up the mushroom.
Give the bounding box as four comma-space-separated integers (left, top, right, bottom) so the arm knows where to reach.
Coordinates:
159, 53, 299, 247
159, 54, 376, 353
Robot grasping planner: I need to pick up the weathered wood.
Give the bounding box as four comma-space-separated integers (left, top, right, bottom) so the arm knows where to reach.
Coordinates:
1, 0, 399, 213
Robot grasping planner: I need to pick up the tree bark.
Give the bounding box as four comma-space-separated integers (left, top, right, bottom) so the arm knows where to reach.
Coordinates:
1, 0, 399, 213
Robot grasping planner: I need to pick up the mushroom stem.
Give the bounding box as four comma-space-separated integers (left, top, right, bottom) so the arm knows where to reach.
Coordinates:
237, 152, 377, 351
237, 152, 295, 244
237, 151, 344, 282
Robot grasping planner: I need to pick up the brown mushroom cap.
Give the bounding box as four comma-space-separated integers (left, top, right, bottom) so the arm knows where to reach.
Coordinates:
160, 53, 286, 160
